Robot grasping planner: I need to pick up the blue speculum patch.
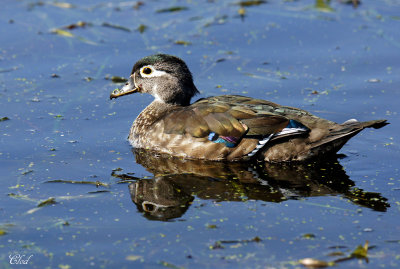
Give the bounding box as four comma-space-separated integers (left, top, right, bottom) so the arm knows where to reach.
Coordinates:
208, 132, 237, 148
287, 119, 309, 131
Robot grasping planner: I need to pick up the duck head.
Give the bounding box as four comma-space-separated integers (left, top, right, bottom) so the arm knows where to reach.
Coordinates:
110, 54, 199, 106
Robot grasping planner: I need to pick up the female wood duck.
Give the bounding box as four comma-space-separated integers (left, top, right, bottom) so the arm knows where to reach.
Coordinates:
110, 54, 388, 162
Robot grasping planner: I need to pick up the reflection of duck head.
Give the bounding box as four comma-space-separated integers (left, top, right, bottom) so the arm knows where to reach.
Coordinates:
128, 176, 193, 221
112, 149, 390, 221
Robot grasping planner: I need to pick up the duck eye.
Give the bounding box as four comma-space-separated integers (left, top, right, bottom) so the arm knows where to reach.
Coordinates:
142, 67, 152, 75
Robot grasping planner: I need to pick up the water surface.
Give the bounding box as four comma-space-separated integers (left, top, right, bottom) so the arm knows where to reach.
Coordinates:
1, 0, 399, 268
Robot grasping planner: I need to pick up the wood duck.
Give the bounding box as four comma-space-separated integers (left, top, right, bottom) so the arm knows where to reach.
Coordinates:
110, 54, 388, 162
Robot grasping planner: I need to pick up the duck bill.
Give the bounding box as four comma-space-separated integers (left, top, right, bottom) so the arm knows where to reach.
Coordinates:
110, 80, 139, 99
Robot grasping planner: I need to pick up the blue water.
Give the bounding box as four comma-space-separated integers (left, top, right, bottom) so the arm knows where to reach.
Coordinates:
1, 0, 399, 268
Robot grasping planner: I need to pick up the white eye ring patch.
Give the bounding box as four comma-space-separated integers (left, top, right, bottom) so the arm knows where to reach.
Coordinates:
140, 65, 168, 78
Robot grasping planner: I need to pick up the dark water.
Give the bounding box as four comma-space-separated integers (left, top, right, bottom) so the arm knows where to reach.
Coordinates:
1, 0, 399, 268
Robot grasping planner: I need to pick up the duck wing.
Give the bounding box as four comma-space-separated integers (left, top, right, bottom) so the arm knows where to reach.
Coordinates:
159, 95, 310, 160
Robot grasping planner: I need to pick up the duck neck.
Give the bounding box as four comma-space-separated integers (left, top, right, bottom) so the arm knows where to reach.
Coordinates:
132, 100, 180, 135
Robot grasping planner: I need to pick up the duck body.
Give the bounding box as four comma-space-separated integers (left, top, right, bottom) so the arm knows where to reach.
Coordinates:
111, 54, 387, 162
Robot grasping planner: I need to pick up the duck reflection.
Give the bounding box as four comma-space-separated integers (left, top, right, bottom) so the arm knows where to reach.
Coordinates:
112, 149, 389, 221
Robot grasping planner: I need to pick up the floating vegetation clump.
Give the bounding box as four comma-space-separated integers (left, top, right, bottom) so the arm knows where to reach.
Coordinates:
156, 6, 188, 13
